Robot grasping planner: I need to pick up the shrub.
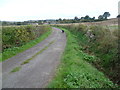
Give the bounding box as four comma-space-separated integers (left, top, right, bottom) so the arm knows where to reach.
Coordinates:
55, 24, 120, 85
2, 25, 50, 52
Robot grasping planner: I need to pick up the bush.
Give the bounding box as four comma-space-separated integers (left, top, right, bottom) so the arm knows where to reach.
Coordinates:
54, 24, 120, 85
2, 25, 50, 52
1, 25, 51, 61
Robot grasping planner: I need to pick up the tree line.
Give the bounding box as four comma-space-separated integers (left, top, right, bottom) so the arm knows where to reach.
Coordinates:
57, 12, 111, 23
1, 12, 119, 25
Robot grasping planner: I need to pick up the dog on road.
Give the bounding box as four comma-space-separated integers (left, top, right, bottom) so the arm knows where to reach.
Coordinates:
62, 30, 64, 33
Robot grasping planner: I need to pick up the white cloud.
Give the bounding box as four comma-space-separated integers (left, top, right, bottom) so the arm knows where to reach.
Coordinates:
0, 0, 119, 21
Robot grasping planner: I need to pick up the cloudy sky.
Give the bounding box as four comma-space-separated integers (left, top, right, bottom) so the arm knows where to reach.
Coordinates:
0, 0, 119, 21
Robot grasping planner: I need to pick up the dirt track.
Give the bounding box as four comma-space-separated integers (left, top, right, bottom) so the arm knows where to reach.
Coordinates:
2, 27, 66, 88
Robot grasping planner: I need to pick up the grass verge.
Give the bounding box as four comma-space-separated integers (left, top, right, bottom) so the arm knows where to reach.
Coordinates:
1, 28, 52, 62
47, 27, 118, 88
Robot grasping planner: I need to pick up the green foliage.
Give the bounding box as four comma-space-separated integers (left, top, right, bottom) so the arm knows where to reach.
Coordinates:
2, 25, 50, 51
1, 25, 52, 61
11, 66, 21, 73
83, 53, 96, 63
98, 12, 110, 20
48, 28, 118, 88
55, 24, 119, 85
103, 12, 110, 19
88, 26, 118, 67
21, 59, 30, 65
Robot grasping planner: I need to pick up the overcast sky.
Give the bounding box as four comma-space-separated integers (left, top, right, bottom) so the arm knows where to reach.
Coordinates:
0, 0, 119, 21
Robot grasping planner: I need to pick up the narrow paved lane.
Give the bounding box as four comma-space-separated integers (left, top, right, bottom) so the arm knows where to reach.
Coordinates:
2, 27, 66, 88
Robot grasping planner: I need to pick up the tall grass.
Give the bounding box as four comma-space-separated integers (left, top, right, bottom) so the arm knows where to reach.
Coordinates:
48, 27, 118, 88
1, 25, 52, 61
54, 24, 119, 85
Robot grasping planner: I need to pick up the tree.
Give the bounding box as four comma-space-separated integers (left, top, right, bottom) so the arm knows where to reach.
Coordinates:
58, 18, 62, 21
16, 22, 22, 25
80, 17, 84, 20
92, 17, 95, 20
103, 12, 110, 19
74, 16, 79, 20
117, 14, 120, 18
2, 21, 8, 25
84, 15, 90, 20
63, 19, 66, 21
98, 15, 103, 20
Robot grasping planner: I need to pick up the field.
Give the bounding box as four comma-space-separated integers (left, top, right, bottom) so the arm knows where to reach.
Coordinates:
54, 18, 118, 26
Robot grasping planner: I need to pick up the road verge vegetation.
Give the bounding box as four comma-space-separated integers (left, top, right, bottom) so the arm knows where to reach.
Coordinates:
1, 25, 52, 61
57, 24, 119, 86
48, 25, 119, 88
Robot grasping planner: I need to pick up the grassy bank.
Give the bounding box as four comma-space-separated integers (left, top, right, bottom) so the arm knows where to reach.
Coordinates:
48, 27, 118, 88
59, 24, 119, 85
1, 25, 52, 61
